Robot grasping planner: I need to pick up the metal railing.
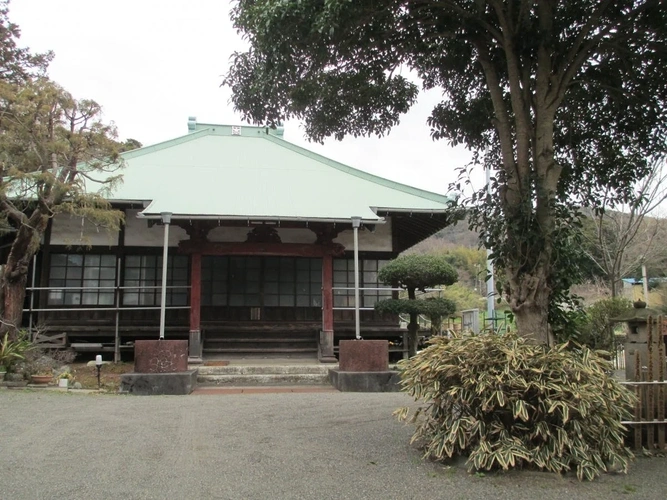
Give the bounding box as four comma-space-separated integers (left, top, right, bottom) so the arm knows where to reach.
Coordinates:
25, 256, 190, 362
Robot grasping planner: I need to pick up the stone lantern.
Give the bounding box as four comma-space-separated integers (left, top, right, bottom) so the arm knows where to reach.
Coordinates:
613, 301, 663, 381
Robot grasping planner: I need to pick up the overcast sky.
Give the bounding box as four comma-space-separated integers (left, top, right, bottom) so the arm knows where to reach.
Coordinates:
10, 0, 479, 196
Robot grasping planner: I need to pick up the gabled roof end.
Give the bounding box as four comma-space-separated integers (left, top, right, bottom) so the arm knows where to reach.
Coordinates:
187, 116, 284, 137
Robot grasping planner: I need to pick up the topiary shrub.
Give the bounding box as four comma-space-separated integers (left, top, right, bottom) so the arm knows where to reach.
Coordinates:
396, 333, 635, 481
375, 297, 456, 335
377, 254, 458, 356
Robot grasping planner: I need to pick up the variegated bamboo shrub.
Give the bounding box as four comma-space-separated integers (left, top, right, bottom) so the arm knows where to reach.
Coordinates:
395, 334, 635, 481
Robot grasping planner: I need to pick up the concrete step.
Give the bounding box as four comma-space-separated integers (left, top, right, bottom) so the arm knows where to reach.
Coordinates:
196, 364, 335, 386
204, 341, 317, 351
197, 372, 331, 386
205, 338, 315, 343
193, 385, 338, 394
203, 347, 318, 355
197, 365, 332, 375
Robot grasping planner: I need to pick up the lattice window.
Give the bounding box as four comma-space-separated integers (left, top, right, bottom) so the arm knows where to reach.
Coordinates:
48, 254, 116, 306
333, 258, 391, 308
122, 255, 189, 306
202, 256, 322, 307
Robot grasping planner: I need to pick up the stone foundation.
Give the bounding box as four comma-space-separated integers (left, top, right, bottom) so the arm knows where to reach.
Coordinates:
120, 370, 198, 395
123, 340, 195, 395
328, 369, 400, 392
333, 340, 397, 392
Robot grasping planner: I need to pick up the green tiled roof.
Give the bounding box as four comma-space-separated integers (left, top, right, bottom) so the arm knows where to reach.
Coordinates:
110, 121, 454, 222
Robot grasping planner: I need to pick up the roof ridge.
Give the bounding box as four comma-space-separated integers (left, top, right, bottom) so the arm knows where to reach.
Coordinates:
261, 134, 452, 204
119, 128, 212, 160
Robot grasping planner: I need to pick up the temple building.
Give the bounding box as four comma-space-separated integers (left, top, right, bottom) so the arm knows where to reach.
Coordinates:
17, 119, 456, 362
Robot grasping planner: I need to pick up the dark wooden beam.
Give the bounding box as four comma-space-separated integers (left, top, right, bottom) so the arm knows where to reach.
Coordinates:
178, 241, 345, 257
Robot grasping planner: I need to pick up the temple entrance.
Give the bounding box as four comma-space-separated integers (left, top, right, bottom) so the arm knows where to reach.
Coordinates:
201, 256, 323, 322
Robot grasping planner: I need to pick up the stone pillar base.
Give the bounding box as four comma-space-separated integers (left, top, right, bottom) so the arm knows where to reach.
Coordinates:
318, 329, 337, 363
134, 340, 188, 373
338, 339, 388, 372
189, 329, 202, 364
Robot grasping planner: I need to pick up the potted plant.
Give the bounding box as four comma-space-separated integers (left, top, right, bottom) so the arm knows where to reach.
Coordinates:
25, 353, 58, 385
57, 371, 74, 388
30, 372, 53, 385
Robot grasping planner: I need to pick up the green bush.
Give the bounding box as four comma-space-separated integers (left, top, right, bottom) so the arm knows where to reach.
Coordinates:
440, 283, 485, 312
0, 331, 33, 371
396, 333, 635, 481
563, 297, 632, 350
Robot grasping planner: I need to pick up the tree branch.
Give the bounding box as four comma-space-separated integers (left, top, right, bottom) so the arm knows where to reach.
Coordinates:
0, 197, 27, 225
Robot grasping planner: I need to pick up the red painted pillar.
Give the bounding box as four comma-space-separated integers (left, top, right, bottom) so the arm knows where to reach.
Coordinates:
188, 252, 203, 363
320, 253, 336, 362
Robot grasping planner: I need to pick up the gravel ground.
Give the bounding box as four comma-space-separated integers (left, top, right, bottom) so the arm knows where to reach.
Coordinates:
0, 390, 665, 500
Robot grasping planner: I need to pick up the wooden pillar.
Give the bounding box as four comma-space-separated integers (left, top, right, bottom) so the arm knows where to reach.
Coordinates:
188, 252, 203, 364
319, 253, 337, 362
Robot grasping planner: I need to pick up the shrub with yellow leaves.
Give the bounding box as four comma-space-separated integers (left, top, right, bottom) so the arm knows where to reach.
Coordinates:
395, 333, 635, 481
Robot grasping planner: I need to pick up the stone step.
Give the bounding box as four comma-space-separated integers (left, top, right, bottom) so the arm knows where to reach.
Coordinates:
193, 385, 337, 394
197, 372, 331, 386
204, 340, 317, 351
197, 365, 333, 375
205, 338, 315, 343
203, 347, 318, 355
203, 331, 317, 340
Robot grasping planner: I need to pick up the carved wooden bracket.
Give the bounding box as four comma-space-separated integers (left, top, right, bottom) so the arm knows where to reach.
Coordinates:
180, 221, 212, 243
309, 223, 342, 245
246, 225, 282, 243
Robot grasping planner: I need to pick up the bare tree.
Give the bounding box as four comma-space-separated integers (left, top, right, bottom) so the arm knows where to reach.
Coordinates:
582, 157, 667, 297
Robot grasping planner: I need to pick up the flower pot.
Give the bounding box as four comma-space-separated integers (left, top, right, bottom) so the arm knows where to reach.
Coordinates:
58, 378, 69, 388
30, 374, 52, 385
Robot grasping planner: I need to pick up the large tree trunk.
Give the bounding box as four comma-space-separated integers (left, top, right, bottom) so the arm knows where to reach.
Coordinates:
509, 277, 552, 345
1, 269, 29, 339
475, 7, 568, 346
0, 212, 48, 340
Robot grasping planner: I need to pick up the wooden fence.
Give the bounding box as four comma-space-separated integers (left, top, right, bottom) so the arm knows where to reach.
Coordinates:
621, 317, 666, 451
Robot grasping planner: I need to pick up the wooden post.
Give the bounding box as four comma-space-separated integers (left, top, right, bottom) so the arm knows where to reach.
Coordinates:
635, 350, 642, 450
188, 253, 203, 364
647, 317, 655, 449
319, 253, 336, 363
658, 339, 665, 450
